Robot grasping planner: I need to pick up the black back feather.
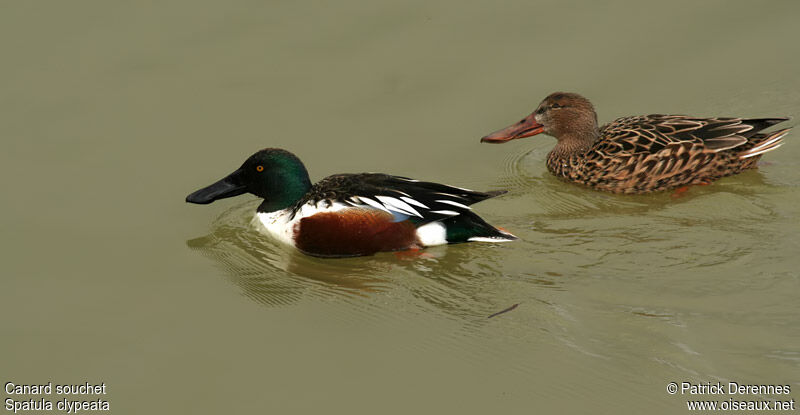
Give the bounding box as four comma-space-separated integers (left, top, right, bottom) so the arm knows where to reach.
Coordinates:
290, 173, 505, 224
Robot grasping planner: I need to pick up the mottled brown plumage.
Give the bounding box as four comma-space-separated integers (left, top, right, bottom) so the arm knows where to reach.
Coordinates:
481, 92, 791, 194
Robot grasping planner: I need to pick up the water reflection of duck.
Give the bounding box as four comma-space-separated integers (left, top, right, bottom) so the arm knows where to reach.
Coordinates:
186, 206, 391, 306
482, 92, 790, 194
187, 148, 516, 257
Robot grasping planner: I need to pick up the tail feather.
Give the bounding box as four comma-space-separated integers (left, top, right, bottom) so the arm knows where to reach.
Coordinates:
741, 117, 790, 138
740, 128, 791, 159
467, 234, 518, 243
443, 211, 517, 243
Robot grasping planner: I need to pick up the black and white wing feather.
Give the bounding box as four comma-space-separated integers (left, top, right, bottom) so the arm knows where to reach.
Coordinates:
292, 173, 505, 223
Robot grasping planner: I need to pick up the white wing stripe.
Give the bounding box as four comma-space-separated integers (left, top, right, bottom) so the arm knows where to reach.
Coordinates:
357, 196, 391, 213
435, 199, 471, 210
390, 190, 411, 197
400, 196, 429, 209
375, 196, 422, 217
430, 210, 460, 216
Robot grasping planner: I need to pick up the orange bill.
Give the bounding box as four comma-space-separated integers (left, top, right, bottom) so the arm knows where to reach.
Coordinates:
480, 113, 544, 143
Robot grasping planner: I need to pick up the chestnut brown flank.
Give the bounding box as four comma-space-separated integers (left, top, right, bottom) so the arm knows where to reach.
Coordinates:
294, 208, 419, 257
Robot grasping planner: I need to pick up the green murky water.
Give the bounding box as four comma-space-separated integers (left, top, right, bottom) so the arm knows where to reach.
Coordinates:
2, 1, 798, 413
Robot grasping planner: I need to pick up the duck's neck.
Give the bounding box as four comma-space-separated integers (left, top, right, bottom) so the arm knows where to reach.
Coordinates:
551, 130, 599, 159
256, 171, 312, 213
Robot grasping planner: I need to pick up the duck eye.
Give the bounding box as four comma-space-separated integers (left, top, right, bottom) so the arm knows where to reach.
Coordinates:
256, 165, 264, 172
536, 108, 545, 115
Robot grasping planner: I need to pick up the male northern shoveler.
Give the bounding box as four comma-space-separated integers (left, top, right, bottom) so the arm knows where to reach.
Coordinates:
481, 92, 791, 194
186, 148, 516, 257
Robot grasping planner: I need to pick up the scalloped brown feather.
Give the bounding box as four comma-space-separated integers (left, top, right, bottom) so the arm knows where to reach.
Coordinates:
546, 111, 790, 194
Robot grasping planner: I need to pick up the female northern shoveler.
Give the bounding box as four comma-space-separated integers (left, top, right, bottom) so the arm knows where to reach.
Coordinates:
481, 92, 791, 194
186, 148, 516, 257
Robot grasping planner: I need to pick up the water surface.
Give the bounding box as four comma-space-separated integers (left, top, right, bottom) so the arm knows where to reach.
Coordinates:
1, 1, 799, 413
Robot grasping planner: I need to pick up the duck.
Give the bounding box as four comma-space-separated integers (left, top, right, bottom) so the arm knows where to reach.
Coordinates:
186, 148, 516, 257
481, 92, 791, 194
